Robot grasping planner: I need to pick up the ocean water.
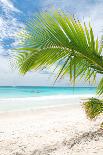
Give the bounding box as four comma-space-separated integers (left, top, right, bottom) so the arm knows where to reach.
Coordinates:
0, 86, 96, 98
0, 86, 96, 111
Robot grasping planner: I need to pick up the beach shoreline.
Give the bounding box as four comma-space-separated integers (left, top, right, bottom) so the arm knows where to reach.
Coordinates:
0, 95, 103, 155
0, 94, 96, 113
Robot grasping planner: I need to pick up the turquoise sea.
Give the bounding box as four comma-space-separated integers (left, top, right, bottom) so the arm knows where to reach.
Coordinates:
0, 86, 96, 111
0, 86, 96, 98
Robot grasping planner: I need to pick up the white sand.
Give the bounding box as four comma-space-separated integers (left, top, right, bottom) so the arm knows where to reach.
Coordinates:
0, 95, 103, 155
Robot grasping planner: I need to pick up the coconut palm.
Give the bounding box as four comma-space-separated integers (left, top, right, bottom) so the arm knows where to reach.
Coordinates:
15, 10, 103, 123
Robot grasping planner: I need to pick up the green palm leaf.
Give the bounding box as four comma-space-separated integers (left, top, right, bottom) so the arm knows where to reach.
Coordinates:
15, 10, 103, 85
97, 78, 103, 96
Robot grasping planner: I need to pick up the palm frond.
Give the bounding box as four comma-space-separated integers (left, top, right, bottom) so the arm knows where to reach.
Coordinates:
97, 78, 103, 96
15, 10, 103, 84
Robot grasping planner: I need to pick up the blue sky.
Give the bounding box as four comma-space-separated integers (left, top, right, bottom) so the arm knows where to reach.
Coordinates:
0, 0, 103, 86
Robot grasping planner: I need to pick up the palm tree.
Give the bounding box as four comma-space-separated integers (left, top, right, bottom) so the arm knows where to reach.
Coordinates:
15, 10, 103, 125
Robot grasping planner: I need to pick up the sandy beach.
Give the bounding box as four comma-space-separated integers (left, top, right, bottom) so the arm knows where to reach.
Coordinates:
0, 95, 103, 155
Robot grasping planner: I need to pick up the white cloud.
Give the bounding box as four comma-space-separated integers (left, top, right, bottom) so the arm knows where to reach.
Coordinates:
0, 0, 24, 56
0, 0, 23, 39
0, 0, 21, 12
0, 16, 23, 39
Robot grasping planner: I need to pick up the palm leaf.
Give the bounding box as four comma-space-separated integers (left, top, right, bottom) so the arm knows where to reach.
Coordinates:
15, 10, 103, 85
97, 78, 103, 96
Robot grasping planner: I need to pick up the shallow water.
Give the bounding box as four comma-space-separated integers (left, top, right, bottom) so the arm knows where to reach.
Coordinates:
0, 86, 96, 98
